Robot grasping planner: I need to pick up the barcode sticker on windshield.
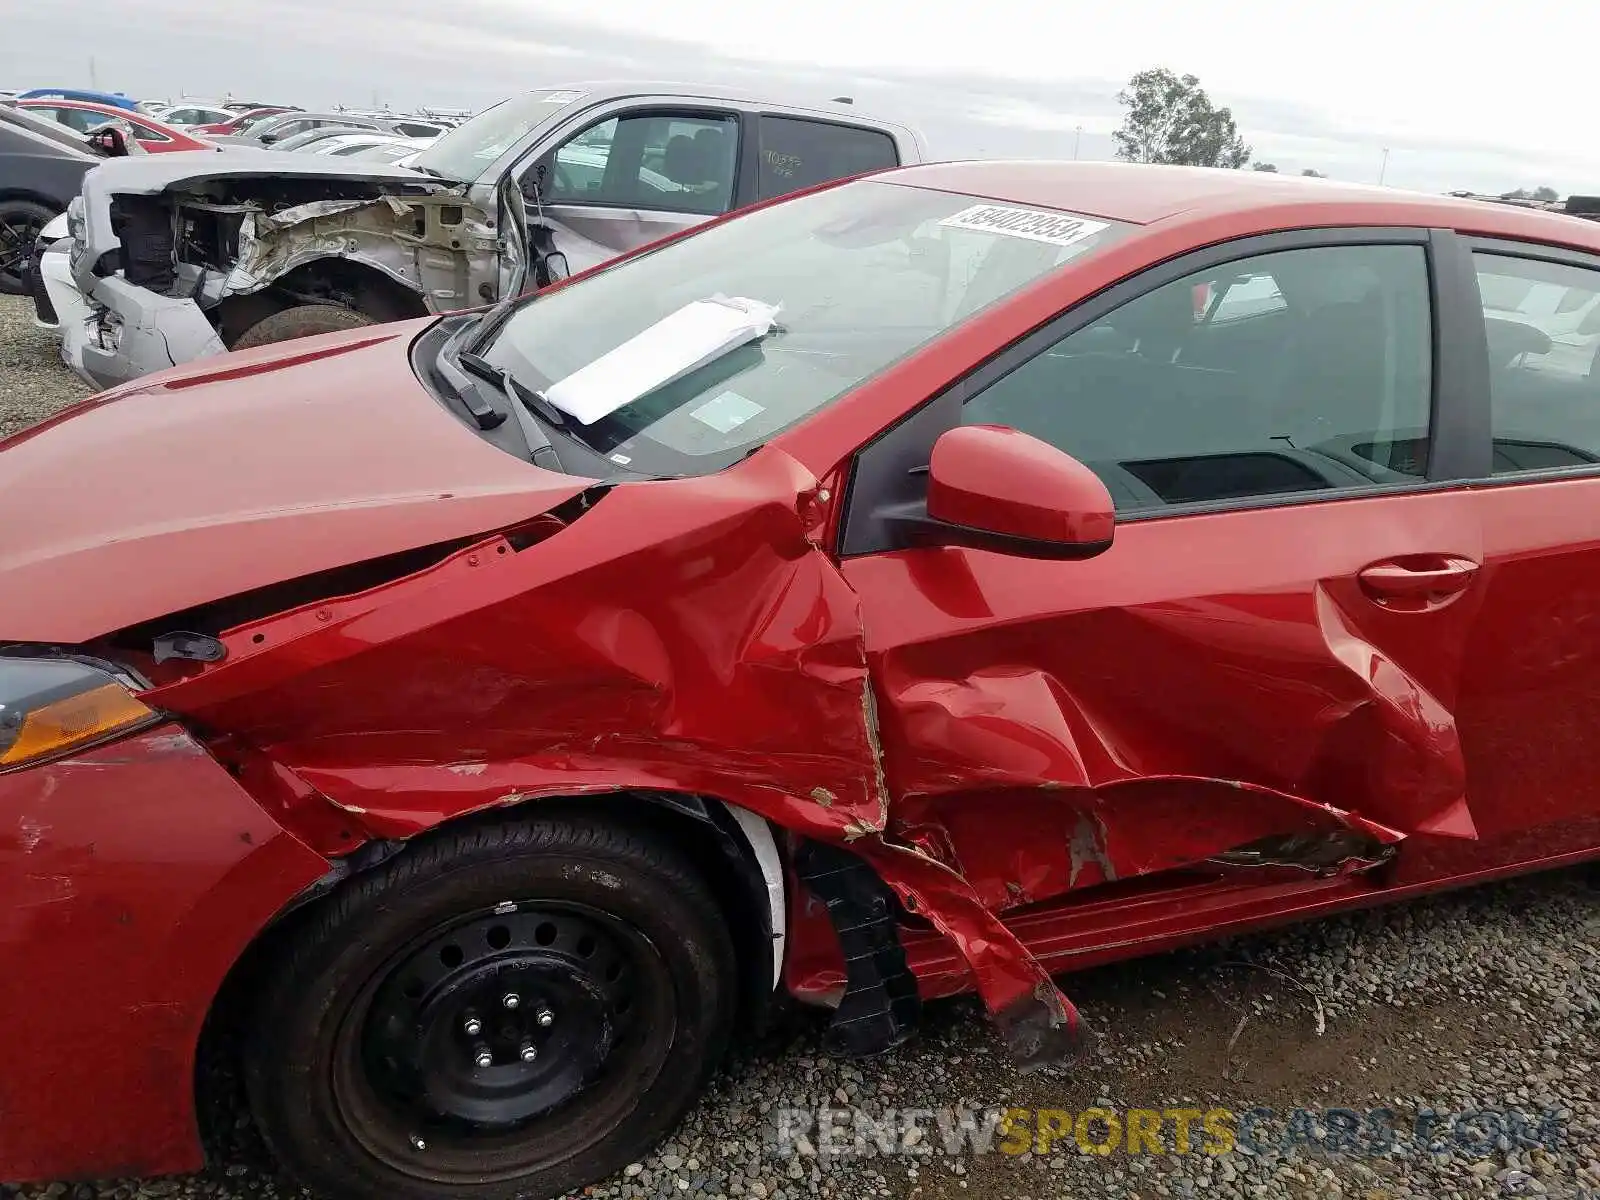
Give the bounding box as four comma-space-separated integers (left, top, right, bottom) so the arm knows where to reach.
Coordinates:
938, 204, 1109, 248
690, 390, 764, 434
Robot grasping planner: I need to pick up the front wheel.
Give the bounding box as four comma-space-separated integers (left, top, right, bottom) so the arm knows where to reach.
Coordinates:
244, 815, 738, 1200
231, 303, 378, 349
0, 199, 56, 297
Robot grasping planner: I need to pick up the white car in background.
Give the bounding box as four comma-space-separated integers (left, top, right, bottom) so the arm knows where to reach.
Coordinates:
156, 103, 237, 128
39, 82, 926, 387
1479, 269, 1600, 376
307, 133, 435, 161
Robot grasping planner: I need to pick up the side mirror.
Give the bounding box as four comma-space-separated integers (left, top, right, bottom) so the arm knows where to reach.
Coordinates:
922, 424, 1114, 559
258, 132, 278, 144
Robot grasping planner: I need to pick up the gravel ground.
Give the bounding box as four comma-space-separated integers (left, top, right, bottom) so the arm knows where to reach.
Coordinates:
3, 293, 1598, 1200
0, 295, 91, 436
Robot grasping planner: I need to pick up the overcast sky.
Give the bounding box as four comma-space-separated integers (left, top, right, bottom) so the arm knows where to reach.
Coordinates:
7, 0, 1595, 196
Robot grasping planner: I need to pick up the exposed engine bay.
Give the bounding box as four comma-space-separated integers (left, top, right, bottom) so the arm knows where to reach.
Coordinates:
39, 156, 517, 390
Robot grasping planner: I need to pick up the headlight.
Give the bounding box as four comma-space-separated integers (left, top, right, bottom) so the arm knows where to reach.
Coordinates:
0, 657, 157, 770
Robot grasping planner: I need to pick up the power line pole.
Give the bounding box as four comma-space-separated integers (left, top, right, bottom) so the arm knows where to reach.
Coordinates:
1074, 125, 1083, 160
1379, 147, 1391, 186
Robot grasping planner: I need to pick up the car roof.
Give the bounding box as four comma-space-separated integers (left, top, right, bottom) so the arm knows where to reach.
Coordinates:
264, 111, 385, 124
24, 98, 158, 120
525, 79, 917, 137
17, 88, 139, 109
884, 160, 1600, 250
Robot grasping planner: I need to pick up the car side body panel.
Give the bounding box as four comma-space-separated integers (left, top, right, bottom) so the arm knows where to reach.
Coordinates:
0, 724, 330, 1180
8, 171, 1600, 1183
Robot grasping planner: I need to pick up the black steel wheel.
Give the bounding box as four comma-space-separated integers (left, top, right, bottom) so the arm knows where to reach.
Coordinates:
244, 815, 738, 1200
0, 200, 56, 297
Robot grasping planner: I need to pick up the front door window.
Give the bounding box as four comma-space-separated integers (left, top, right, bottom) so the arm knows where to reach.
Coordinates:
537, 112, 739, 216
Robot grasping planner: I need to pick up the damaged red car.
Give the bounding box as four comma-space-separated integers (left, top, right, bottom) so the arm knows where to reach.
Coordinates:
6, 161, 1600, 1200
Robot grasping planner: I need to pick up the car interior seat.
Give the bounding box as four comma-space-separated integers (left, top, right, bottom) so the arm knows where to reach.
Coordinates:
691, 125, 732, 191
662, 134, 701, 187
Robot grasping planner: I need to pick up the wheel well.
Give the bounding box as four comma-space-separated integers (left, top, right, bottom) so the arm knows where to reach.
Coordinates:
194, 791, 781, 1159
0, 190, 65, 212
214, 256, 429, 346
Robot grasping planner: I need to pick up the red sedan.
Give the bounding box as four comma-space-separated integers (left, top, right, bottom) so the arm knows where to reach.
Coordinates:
17, 98, 220, 152
4, 162, 1600, 1199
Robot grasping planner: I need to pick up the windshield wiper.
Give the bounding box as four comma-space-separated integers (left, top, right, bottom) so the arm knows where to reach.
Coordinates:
454, 351, 568, 470
458, 351, 567, 428
433, 347, 507, 431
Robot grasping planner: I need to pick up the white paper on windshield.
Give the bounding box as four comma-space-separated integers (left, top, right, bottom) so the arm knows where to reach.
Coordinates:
545, 296, 782, 426
938, 204, 1109, 248
538, 89, 588, 105
690, 390, 764, 434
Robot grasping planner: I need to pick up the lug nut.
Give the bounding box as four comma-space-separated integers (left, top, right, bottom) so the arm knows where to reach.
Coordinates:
409, 1134, 427, 1152
519, 1040, 538, 1063
473, 1045, 494, 1068
462, 1015, 483, 1036
501, 992, 520, 1010
536, 1007, 554, 1028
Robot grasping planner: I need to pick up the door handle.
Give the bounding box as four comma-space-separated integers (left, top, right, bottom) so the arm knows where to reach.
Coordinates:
1358, 556, 1479, 609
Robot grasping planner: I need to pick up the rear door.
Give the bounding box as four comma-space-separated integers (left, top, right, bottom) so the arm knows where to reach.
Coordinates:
837, 228, 1491, 912
751, 114, 901, 202
1451, 240, 1600, 848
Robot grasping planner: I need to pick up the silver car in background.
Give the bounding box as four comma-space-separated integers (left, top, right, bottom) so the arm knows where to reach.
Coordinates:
37, 80, 926, 388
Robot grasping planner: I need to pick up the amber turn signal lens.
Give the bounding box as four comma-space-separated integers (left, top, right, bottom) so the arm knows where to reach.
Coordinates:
0, 682, 154, 767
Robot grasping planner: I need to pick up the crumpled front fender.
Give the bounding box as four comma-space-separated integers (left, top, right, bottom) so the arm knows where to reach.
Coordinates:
143, 448, 1082, 1065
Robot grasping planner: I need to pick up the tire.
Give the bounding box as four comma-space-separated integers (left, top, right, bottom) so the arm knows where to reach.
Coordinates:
231, 303, 378, 349
243, 814, 739, 1200
0, 199, 57, 297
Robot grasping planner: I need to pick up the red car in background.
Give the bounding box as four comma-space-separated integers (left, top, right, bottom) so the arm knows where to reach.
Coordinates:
190, 105, 297, 136
17, 99, 221, 153
5, 162, 1600, 1200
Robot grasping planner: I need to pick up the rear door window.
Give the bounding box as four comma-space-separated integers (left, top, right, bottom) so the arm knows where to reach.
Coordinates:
755, 116, 900, 201
38, 107, 98, 133
1472, 252, 1600, 473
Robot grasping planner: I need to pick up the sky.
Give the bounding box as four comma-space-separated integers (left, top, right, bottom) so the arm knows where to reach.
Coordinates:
6, 0, 1595, 196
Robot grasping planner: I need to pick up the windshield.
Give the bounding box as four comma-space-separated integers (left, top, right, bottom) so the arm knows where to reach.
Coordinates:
235, 110, 281, 133
411, 90, 582, 182
482, 179, 1124, 476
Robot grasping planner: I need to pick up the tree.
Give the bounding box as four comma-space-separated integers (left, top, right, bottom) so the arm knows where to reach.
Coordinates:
1252, 162, 1279, 173
1113, 68, 1251, 169
1302, 169, 1326, 178
1533, 186, 1560, 202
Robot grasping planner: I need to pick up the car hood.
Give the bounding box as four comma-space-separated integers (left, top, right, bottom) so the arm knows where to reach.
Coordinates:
76, 146, 440, 192
0, 321, 589, 643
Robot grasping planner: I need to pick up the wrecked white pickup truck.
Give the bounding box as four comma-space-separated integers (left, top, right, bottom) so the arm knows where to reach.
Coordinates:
35, 81, 926, 389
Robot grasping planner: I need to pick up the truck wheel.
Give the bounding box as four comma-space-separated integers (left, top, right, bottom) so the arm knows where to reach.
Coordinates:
243, 814, 738, 1200
231, 303, 378, 349
0, 199, 56, 296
